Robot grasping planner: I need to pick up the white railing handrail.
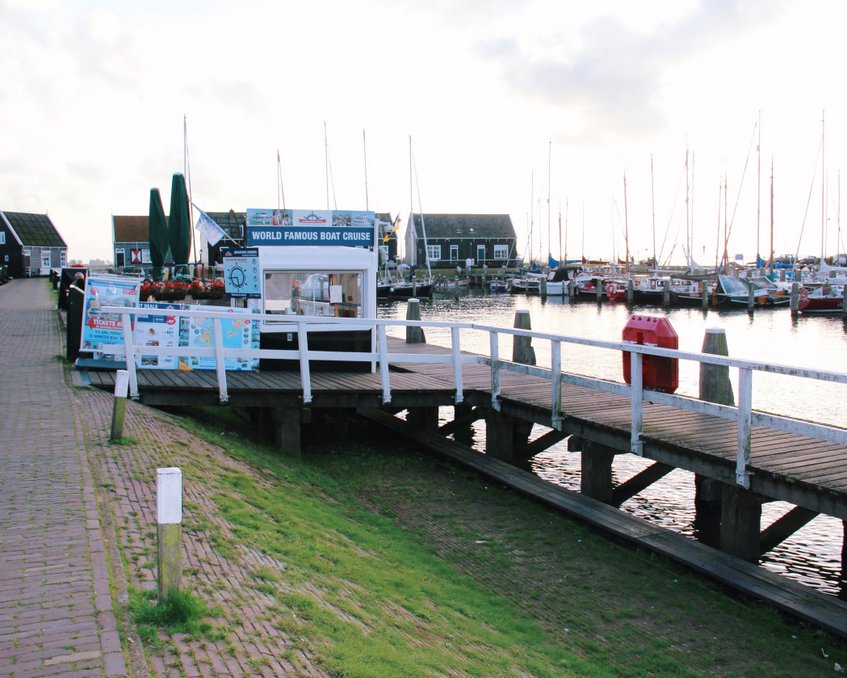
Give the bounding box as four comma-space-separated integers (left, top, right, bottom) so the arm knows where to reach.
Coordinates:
97, 304, 847, 489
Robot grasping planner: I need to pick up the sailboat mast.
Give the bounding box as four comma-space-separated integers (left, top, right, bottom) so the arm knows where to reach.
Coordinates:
363, 129, 369, 212
756, 110, 761, 267
564, 197, 569, 264
650, 154, 657, 271
769, 156, 774, 271
547, 141, 552, 266
623, 169, 629, 271
276, 149, 286, 211
324, 121, 330, 210
821, 109, 826, 260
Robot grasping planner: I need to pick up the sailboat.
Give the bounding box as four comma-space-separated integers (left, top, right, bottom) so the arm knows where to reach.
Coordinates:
378, 137, 435, 301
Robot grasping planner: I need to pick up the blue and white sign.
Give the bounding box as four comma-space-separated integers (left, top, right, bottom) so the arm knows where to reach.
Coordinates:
245, 208, 375, 248
221, 247, 260, 298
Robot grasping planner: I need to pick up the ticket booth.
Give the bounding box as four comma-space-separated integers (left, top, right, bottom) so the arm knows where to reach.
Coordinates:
244, 209, 379, 372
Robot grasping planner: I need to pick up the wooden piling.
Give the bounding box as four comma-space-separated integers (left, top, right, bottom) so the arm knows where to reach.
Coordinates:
701, 282, 709, 309
790, 282, 800, 317
696, 328, 734, 548
662, 279, 670, 306
842, 284, 847, 317
747, 279, 755, 311
405, 298, 426, 344
512, 310, 536, 365
595, 279, 604, 301
626, 279, 634, 304
699, 328, 734, 406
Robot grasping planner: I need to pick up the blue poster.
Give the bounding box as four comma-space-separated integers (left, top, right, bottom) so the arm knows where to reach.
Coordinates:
178, 307, 260, 371
80, 274, 143, 355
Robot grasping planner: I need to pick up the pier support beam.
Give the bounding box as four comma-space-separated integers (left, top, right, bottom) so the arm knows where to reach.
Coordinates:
407, 406, 439, 431
790, 282, 800, 318
719, 485, 761, 562
579, 440, 616, 504
452, 403, 475, 445
485, 411, 531, 467
274, 407, 302, 457
512, 310, 536, 365
693, 475, 723, 548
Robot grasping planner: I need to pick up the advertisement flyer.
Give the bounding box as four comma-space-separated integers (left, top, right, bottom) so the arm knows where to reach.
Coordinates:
133, 302, 182, 369
80, 274, 143, 357
178, 307, 259, 372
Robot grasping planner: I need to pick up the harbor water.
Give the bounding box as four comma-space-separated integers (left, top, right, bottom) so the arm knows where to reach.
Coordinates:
378, 290, 847, 597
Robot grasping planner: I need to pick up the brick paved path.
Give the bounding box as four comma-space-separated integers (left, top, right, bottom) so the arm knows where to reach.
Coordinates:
0, 279, 126, 677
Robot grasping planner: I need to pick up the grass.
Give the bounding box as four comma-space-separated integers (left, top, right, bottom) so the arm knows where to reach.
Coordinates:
152, 406, 847, 677
129, 588, 219, 651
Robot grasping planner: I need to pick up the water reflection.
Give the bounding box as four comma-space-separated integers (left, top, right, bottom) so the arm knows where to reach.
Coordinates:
391, 293, 847, 597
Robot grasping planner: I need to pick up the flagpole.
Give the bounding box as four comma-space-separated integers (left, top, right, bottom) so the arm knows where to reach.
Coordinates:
184, 114, 198, 274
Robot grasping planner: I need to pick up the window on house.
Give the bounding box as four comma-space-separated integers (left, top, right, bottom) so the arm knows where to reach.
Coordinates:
449, 245, 459, 261
41, 253, 51, 268
494, 244, 509, 259
426, 245, 441, 262
60, 251, 67, 267
476, 245, 486, 262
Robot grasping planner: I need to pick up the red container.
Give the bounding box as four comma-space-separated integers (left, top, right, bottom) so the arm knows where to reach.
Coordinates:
622, 315, 678, 393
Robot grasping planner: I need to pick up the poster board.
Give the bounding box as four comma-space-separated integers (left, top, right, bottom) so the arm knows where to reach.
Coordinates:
177, 307, 260, 372
80, 274, 142, 359
134, 302, 181, 369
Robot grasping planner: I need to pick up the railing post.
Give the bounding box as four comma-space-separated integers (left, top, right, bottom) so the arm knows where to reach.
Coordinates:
550, 340, 562, 430
451, 326, 464, 404
489, 330, 501, 411
212, 317, 229, 404
377, 324, 391, 404
630, 350, 643, 455
297, 321, 312, 404
121, 310, 139, 399
736, 367, 753, 488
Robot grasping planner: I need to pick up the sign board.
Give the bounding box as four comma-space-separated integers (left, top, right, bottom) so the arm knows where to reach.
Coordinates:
131, 249, 142, 264
221, 247, 260, 298
246, 208, 375, 248
134, 302, 181, 369
178, 307, 259, 372
80, 274, 142, 356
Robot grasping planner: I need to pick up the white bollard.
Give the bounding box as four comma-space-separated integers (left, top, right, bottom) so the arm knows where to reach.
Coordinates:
157, 467, 183, 600
110, 369, 129, 441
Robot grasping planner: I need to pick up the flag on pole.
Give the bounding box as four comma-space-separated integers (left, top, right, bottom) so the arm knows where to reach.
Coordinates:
382, 217, 400, 244
195, 208, 227, 246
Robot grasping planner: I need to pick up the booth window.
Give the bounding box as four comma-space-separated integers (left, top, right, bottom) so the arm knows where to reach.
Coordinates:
264, 271, 362, 318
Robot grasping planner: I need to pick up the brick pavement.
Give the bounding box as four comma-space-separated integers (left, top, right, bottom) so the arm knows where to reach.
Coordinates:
1, 278, 327, 676
0, 279, 125, 677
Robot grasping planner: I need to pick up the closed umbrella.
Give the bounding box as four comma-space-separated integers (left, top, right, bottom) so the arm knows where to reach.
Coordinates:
148, 188, 169, 281
168, 173, 192, 276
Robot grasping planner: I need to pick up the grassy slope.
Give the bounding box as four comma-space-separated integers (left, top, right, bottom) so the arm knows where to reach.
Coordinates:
173, 407, 844, 677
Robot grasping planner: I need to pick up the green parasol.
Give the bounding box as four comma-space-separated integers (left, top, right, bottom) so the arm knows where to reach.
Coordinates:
168, 173, 192, 276
148, 187, 169, 281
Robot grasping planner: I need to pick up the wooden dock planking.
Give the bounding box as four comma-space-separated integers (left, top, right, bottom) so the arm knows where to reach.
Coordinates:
80, 336, 847, 513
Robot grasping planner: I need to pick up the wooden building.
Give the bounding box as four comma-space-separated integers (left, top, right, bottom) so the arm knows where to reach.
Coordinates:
112, 215, 151, 273
404, 213, 519, 270
0, 210, 68, 278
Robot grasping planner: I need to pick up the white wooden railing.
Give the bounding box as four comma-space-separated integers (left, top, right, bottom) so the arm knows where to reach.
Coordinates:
100, 305, 847, 489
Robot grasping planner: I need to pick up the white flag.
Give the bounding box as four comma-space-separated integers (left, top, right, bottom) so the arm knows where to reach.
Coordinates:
195, 210, 226, 246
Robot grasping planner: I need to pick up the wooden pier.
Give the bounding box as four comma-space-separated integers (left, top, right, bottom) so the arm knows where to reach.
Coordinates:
82, 306, 847, 635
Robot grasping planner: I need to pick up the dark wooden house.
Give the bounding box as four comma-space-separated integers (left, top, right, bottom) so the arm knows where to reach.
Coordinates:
404, 213, 519, 270
0, 211, 68, 278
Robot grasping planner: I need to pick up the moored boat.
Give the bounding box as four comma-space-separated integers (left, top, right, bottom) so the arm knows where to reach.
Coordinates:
799, 284, 845, 314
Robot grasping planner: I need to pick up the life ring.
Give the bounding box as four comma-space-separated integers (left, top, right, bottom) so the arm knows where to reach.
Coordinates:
607, 283, 617, 295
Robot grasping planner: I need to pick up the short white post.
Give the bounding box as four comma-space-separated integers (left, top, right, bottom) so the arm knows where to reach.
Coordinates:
110, 369, 129, 441
157, 467, 183, 600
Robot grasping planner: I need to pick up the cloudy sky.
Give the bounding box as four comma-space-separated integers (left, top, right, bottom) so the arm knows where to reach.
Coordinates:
2, 0, 845, 265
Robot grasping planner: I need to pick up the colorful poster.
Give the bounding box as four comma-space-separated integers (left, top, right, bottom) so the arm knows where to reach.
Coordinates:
245, 208, 375, 248
80, 274, 143, 356
178, 307, 259, 372
134, 302, 182, 369
221, 247, 260, 298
